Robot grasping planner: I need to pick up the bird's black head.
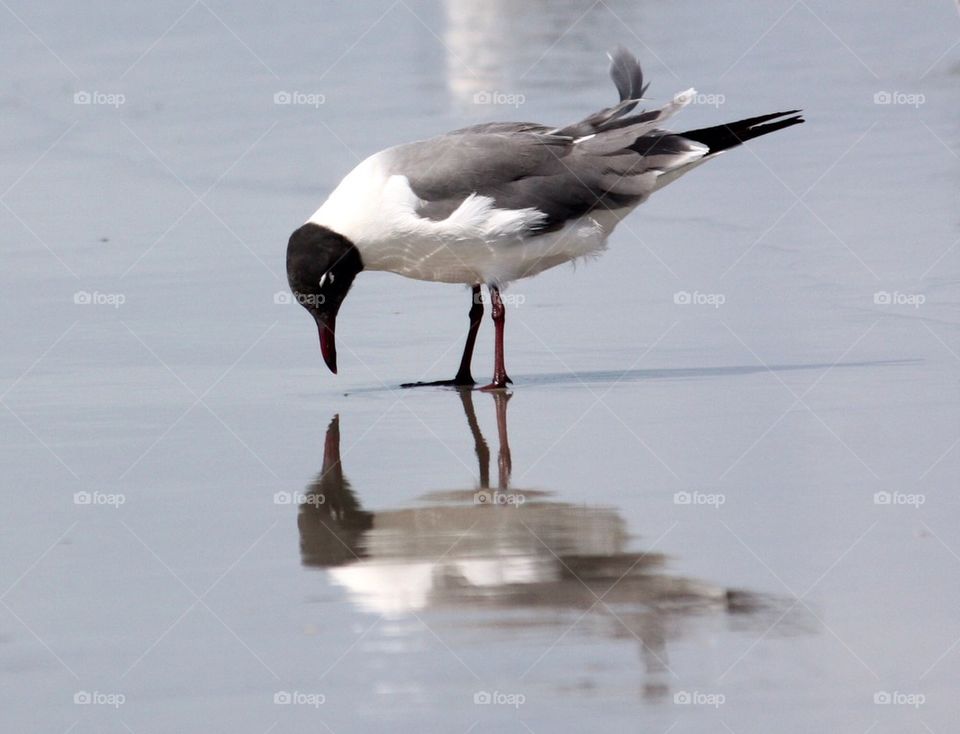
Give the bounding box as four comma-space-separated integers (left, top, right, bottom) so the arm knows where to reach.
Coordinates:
286, 223, 363, 374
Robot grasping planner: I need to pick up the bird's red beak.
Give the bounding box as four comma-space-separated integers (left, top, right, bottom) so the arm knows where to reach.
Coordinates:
316, 313, 337, 374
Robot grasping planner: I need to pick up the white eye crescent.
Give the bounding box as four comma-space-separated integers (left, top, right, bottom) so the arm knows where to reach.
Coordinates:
318, 272, 335, 288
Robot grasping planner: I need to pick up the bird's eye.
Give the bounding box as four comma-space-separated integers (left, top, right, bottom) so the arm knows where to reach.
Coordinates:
318, 272, 329, 288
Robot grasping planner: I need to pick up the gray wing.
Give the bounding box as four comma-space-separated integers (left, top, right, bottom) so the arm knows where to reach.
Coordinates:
384, 48, 705, 233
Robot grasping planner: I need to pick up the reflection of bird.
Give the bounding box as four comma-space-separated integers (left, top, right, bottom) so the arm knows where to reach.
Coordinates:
286, 47, 803, 388
296, 392, 802, 695
297, 415, 372, 567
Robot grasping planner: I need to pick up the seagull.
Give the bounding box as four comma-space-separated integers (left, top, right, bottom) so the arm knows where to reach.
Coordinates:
286, 47, 803, 389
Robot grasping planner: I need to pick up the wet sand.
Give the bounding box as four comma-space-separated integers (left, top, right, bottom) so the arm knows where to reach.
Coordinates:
1, 0, 958, 731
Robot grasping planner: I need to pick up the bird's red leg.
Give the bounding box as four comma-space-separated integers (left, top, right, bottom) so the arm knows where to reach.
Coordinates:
402, 285, 483, 388
480, 285, 512, 391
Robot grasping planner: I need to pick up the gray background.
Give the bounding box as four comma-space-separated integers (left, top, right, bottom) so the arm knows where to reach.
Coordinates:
1, 0, 958, 731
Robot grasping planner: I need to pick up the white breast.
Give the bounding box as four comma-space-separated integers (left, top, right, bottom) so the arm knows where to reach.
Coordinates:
308, 154, 618, 285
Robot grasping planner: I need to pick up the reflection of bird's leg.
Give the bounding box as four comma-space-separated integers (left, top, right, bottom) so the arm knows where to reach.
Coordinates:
319, 414, 345, 522
321, 414, 343, 487
493, 391, 512, 489
457, 386, 490, 489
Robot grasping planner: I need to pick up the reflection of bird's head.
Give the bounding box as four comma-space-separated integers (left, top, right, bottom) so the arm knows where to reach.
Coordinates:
297, 415, 372, 567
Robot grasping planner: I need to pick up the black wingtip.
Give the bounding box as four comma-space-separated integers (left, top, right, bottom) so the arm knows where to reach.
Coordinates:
680, 110, 805, 154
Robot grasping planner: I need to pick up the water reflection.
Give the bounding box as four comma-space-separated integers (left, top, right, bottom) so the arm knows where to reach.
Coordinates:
299, 391, 807, 696
441, 0, 647, 106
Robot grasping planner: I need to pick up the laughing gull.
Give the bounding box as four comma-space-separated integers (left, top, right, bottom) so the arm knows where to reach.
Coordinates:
286, 47, 803, 389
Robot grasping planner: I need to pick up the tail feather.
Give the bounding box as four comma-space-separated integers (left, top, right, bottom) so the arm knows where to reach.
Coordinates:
550, 46, 649, 138
554, 47, 803, 161
608, 45, 649, 102
679, 110, 805, 154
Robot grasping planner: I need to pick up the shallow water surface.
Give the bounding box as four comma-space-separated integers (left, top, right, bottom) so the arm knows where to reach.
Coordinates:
1, 0, 958, 731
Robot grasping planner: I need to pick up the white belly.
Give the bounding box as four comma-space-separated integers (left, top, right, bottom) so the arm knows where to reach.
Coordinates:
360, 213, 618, 284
